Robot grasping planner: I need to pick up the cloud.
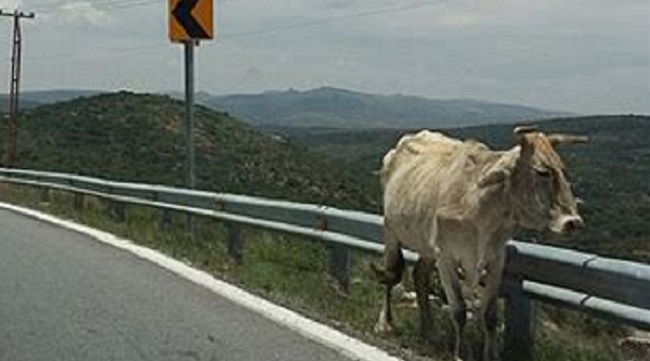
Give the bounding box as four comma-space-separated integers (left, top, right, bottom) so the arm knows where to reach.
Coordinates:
54, 2, 112, 26
0, 0, 22, 10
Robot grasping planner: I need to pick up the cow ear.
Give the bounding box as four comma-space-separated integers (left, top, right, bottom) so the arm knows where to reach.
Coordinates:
547, 133, 589, 147
478, 147, 520, 188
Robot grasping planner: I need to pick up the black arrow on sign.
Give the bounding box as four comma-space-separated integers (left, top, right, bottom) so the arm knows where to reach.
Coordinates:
173, 0, 209, 39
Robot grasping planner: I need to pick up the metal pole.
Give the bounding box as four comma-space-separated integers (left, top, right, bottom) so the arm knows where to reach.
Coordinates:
503, 246, 534, 361
328, 244, 351, 293
184, 39, 195, 235
227, 223, 244, 264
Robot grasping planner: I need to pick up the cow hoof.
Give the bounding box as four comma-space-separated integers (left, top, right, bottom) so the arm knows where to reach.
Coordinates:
374, 321, 394, 334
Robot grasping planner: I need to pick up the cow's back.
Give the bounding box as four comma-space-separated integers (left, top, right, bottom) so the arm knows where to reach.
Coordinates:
381, 130, 490, 253
381, 130, 461, 186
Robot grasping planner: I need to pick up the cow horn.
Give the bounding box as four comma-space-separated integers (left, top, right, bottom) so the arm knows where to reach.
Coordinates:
513, 125, 538, 145
547, 134, 589, 146
513, 125, 539, 136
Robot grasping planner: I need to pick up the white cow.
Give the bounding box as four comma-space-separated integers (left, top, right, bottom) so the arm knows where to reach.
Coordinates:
373, 126, 587, 361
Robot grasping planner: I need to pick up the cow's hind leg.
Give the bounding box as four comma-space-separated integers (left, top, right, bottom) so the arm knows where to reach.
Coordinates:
373, 239, 405, 334
439, 259, 472, 361
449, 289, 469, 360
413, 257, 435, 341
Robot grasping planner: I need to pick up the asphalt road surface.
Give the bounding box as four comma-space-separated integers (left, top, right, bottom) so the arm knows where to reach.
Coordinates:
0, 208, 358, 361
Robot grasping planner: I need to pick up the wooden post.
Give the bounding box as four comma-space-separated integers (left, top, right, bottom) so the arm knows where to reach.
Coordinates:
328, 244, 351, 293
503, 246, 534, 361
227, 223, 243, 264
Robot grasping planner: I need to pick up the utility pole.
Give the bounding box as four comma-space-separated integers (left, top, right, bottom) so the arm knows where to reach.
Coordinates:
1, 10, 35, 168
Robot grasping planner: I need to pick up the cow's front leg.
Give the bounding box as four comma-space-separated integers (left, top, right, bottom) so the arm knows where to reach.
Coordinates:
413, 257, 435, 341
450, 294, 475, 361
482, 296, 500, 361
373, 238, 404, 334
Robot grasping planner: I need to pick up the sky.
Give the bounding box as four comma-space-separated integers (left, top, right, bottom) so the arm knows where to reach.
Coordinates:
0, 0, 648, 114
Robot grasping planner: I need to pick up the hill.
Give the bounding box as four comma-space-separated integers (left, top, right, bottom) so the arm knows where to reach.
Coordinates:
1, 92, 379, 211
202, 87, 569, 129
278, 116, 650, 262
0, 97, 42, 113
0, 90, 100, 113
19, 89, 101, 104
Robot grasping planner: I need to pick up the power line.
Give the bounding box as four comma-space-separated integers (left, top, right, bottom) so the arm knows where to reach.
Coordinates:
14, 0, 456, 65
31, 0, 159, 14
222, 0, 456, 40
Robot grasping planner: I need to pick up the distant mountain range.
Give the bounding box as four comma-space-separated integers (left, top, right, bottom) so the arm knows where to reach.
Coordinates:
3, 87, 569, 129
198, 87, 571, 129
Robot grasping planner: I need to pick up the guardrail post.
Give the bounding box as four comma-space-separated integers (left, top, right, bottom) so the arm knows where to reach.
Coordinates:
111, 201, 126, 223
161, 209, 173, 231
39, 187, 50, 204
227, 223, 244, 264
73, 193, 84, 210
503, 246, 534, 361
328, 244, 350, 293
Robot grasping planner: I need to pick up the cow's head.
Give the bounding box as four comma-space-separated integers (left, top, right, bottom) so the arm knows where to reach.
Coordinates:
479, 126, 587, 235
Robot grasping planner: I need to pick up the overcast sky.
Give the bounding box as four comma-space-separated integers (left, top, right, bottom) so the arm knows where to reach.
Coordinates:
0, 0, 648, 114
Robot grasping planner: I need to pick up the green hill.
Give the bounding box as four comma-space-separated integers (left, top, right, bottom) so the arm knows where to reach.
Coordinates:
0, 97, 42, 113
2, 92, 379, 211
279, 115, 650, 262
1, 90, 101, 113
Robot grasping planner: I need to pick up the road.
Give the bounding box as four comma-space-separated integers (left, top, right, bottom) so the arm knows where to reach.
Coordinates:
0, 208, 361, 361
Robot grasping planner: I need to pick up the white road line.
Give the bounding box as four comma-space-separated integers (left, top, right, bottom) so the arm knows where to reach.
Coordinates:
0, 202, 404, 361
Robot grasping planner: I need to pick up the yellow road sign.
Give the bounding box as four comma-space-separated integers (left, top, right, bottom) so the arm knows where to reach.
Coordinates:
169, 0, 214, 42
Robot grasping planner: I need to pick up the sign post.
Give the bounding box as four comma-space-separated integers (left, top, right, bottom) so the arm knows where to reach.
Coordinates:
169, 0, 214, 235
184, 40, 195, 193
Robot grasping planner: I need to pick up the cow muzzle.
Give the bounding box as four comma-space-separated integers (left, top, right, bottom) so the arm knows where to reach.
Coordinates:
553, 215, 584, 234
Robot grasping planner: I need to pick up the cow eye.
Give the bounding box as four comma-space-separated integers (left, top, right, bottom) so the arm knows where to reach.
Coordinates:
535, 167, 552, 178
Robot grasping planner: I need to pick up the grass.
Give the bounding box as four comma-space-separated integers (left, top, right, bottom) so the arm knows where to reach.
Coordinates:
0, 183, 634, 361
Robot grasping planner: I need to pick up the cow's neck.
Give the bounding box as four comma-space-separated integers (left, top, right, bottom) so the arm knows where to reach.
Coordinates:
470, 152, 519, 242
508, 157, 538, 230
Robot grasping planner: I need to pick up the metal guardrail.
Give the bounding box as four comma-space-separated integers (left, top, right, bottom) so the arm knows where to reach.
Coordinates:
1, 167, 649, 358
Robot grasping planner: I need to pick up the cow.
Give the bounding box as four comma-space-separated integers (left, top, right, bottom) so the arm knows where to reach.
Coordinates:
373, 126, 587, 361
